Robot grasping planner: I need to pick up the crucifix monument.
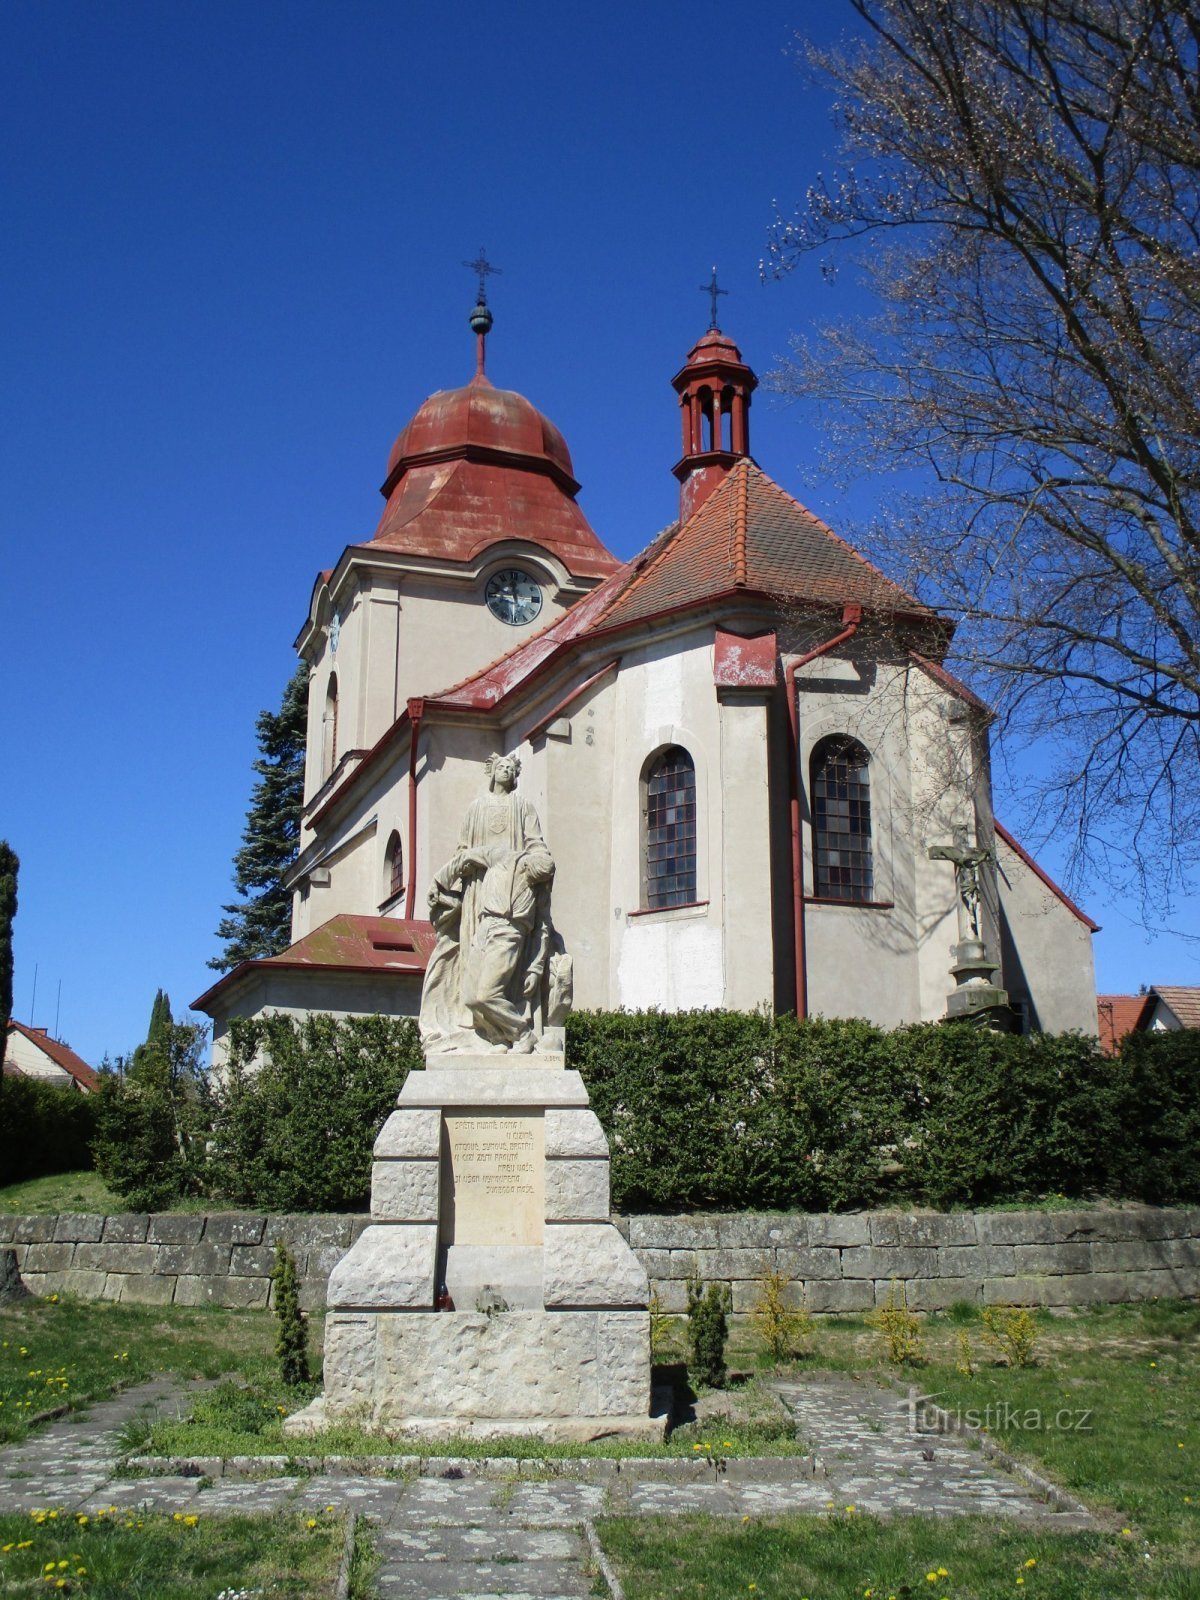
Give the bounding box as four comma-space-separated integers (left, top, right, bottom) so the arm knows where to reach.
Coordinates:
928, 839, 1011, 1024
286, 755, 656, 1441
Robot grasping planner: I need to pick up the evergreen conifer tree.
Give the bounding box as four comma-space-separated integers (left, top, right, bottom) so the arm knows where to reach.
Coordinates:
272, 1241, 310, 1387
211, 662, 309, 971
0, 843, 16, 1074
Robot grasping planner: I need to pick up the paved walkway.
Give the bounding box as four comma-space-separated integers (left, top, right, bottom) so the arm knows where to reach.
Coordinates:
0, 1375, 1097, 1598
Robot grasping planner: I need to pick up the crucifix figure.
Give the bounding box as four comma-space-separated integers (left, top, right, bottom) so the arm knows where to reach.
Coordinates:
928, 842, 994, 944
700, 265, 728, 331
463, 247, 502, 306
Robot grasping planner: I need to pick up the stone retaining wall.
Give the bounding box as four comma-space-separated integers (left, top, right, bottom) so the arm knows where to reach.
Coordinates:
3, 1205, 1198, 1314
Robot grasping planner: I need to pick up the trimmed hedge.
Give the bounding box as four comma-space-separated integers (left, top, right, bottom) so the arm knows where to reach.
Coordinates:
0, 1075, 99, 1183
567, 1012, 1199, 1212
209, 1013, 422, 1211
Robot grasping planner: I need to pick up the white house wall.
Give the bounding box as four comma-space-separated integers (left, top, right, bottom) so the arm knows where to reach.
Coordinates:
4, 1030, 75, 1086
996, 835, 1098, 1035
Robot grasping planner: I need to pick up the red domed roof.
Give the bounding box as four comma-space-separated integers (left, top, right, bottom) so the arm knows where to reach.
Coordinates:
682, 328, 746, 366
384, 374, 576, 487
367, 371, 617, 580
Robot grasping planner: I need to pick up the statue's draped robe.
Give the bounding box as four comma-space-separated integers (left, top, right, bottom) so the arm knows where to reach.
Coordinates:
418, 788, 552, 1049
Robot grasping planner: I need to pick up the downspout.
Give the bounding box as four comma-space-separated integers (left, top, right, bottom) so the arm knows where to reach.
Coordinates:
403, 698, 424, 920
784, 604, 862, 1017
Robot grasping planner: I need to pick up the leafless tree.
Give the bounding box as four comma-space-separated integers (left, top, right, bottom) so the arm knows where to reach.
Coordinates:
767, 0, 1200, 913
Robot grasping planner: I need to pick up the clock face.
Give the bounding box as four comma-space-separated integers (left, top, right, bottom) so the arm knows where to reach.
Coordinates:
485, 568, 543, 626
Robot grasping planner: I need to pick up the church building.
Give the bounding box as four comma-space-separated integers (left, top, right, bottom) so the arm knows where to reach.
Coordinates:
195, 292, 1099, 1058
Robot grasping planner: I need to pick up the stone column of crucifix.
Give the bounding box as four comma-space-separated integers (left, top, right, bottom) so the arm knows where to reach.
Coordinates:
927, 841, 1011, 1025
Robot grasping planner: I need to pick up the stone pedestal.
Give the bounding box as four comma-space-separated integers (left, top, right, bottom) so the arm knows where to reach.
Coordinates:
944, 937, 1012, 1029
285, 1055, 658, 1442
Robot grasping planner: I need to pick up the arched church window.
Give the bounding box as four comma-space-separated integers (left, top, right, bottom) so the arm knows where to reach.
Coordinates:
322, 674, 339, 781
643, 746, 697, 909
810, 736, 873, 901
384, 830, 404, 903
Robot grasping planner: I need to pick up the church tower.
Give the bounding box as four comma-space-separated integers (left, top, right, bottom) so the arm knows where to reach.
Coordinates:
671, 292, 757, 521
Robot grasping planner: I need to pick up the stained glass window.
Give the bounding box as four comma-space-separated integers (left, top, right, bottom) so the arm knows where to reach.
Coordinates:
644, 746, 697, 909
385, 831, 404, 901
811, 736, 873, 901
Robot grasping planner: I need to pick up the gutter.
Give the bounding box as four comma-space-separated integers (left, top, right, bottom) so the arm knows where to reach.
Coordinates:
783, 604, 862, 1018
404, 698, 424, 920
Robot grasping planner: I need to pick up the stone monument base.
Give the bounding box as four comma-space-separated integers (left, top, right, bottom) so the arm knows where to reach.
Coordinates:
285, 1058, 657, 1442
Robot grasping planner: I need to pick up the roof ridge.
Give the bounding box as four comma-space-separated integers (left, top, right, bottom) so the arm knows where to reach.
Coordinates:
745, 462, 927, 610
733, 458, 750, 586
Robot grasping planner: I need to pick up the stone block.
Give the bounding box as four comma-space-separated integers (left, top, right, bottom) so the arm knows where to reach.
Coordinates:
202, 1214, 266, 1245
598, 1311, 651, 1413
667, 1249, 699, 1278
399, 1067, 589, 1108
804, 1279, 874, 1313
1013, 1243, 1093, 1274
773, 1247, 842, 1281
0, 1217, 15, 1242
840, 1247, 937, 1280
371, 1160, 440, 1223
936, 1245, 989, 1278
321, 1314, 378, 1412
904, 1277, 984, 1312
374, 1109, 442, 1160
761, 1215, 810, 1246
22, 1243, 75, 1273
19, 1271, 47, 1294
117, 1274, 177, 1305
691, 1248, 773, 1280
545, 1159, 610, 1222
649, 1279, 687, 1313
628, 1215, 719, 1250
808, 1214, 870, 1247
75, 1243, 159, 1273
327, 1224, 437, 1310
155, 1242, 232, 1276
982, 1277, 1051, 1306
102, 1214, 149, 1243
54, 1214, 104, 1244
544, 1223, 648, 1308
214, 1275, 271, 1310
635, 1249, 674, 1278
13, 1217, 55, 1243
732, 1278, 808, 1314
304, 1243, 348, 1284
716, 1216, 773, 1248
229, 1243, 280, 1277
267, 1214, 353, 1250
870, 1213, 977, 1247
147, 1215, 205, 1244
100, 1273, 126, 1301
544, 1109, 609, 1159
59, 1268, 107, 1298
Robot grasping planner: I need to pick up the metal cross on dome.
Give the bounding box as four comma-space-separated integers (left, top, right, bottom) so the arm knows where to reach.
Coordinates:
464, 247, 502, 305
700, 265, 728, 330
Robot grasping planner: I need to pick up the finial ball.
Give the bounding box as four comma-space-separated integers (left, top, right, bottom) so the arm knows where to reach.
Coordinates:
469, 301, 494, 336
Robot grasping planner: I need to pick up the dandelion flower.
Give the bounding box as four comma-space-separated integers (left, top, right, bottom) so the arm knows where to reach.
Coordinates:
306, 1518, 318, 1529
183, 1515, 198, 1527
1025, 1559, 1037, 1568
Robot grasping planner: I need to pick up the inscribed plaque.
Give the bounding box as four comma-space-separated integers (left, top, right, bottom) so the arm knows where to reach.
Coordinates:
442, 1110, 544, 1246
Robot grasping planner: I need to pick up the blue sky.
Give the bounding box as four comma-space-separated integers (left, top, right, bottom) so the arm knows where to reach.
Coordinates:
4, 0, 1196, 1064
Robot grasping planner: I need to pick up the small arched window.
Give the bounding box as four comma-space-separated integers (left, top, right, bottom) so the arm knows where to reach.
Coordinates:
384, 830, 404, 903
643, 746, 697, 909
322, 673, 339, 780
810, 736, 873, 901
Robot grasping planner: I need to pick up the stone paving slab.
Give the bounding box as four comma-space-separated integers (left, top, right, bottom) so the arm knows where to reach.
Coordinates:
0, 1374, 1100, 1597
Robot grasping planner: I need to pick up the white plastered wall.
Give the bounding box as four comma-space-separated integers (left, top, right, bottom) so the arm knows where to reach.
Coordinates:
4, 1030, 76, 1087
995, 833, 1099, 1035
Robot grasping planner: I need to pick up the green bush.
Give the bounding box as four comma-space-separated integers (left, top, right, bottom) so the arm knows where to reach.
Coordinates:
566, 1010, 1200, 1213
208, 1013, 421, 1211
686, 1276, 731, 1388
92, 1022, 210, 1211
0, 1075, 99, 1183
272, 1241, 310, 1387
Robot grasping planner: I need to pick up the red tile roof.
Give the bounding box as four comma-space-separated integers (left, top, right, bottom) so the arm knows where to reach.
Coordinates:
1151, 985, 1200, 1029
1096, 994, 1154, 1055
192, 915, 434, 1012
5, 1021, 98, 1092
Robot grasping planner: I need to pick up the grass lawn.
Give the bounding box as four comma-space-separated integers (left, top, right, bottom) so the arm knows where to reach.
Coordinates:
0, 1173, 124, 1217
0, 1503, 347, 1598
0, 1296, 280, 1445
599, 1297, 1200, 1599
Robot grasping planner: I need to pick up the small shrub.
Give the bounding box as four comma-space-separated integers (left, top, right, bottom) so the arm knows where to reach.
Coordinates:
866, 1279, 924, 1365
980, 1304, 1039, 1368
955, 1329, 975, 1376
92, 1022, 209, 1210
648, 1289, 673, 1362
686, 1276, 731, 1389
272, 1242, 310, 1387
750, 1270, 813, 1361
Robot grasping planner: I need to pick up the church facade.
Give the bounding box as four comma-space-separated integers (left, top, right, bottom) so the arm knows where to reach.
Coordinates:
195, 303, 1099, 1059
